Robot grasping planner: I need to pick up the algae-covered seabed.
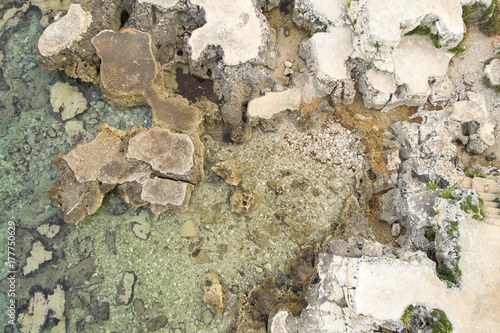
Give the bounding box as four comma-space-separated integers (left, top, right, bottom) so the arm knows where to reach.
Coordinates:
0, 5, 365, 333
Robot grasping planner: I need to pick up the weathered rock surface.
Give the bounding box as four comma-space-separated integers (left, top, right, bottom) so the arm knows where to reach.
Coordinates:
211, 160, 245, 186
92, 28, 158, 106
37, 4, 92, 57
247, 88, 301, 120
49, 81, 88, 120
203, 272, 227, 315
230, 190, 255, 214
47, 123, 202, 223
449, 91, 496, 153
18, 285, 66, 333
188, 0, 268, 66
36, 0, 124, 82
484, 58, 500, 86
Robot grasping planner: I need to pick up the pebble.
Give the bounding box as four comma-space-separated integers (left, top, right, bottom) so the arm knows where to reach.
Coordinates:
284, 61, 293, 68
391, 223, 401, 237
180, 220, 198, 237
283, 68, 294, 76
203, 309, 213, 325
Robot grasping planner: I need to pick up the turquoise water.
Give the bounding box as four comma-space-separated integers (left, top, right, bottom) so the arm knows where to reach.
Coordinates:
0, 4, 362, 332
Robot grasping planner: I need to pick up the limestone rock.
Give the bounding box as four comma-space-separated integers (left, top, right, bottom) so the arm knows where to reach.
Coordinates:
50, 82, 87, 121
64, 120, 85, 145
449, 91, 496, 152
351, 0, 464, 52
211, 160, 245, 186
117, 271, 136, 305
23, 241, 53, 276
36, 224, 60, 239
48, 123, 202, 223
126, 127, 198, 183
180, 220, 198, 237
484, 58, 500, 86
188, 0, 268, 65
379, 189, 406, 224
46, 156, 107, 224
230, 190, 255, 214
247, 89, 301, 120
301, 27, 354, 87
37, 4, 92, 57
203, 272, 227, 315
141, 177, 194, 214
18, 285, 66, 333
429, 76, 453, 104
358, 69, 396, 110
36, 0, 125, 82
92, 28, 158, 106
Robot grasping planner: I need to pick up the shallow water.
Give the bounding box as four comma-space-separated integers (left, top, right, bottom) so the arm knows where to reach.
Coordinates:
0, 5, 364, 333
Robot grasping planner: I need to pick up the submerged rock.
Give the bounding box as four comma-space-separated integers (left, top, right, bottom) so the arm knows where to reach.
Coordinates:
22, 241, 53, 276
116, 271, 136, 305
230, 190, 255, 214
18, 285, 66, 333
203, 272, 227, 315
49, 81, 88, 121
211, 159, 245, 186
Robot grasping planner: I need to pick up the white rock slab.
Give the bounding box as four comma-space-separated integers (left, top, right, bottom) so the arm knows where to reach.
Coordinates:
189, 0, 265, 65
247, 88, 301, 119
392, 35, 452, 95
307, 27, 354, 82
37, 4, 92, 57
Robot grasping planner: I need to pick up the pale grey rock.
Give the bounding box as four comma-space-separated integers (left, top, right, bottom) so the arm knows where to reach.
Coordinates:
351, 0, 464, 54
391, 223, 401, 237
188, 0, 268, 66
23, 241, 53, 276
484, 58, 500, 86
126, 127, 196, 182
429, 76, 453, 104
247, 89, 301, 120
449, 92, 496, 151
358, 69, 396, 109
140, 177, 194, 214
50, 82, 88, 121
37, 4, 92, 57
379, 189, 406, 224
292, 0, 347, 32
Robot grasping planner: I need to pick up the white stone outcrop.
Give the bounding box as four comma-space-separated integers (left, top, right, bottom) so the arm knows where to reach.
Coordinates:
37, 4, 92, 57
188, 0, 267, 65
247, 88, 302, 119
484, 58, 500, 86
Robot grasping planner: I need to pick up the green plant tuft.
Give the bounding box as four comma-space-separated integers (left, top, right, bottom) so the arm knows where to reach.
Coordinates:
427, 182, 440, 190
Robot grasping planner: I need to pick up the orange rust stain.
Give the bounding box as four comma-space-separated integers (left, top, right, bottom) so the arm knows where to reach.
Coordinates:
121, 28, 137, 34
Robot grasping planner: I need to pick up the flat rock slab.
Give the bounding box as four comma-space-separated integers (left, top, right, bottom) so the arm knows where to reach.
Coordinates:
64, 126, 148, 184
127, 127, 195, 181
189, 0, 266, 65
141, 177, 194, 214
92, 28, 157, 104
360, 0, 463, 48
37, 4, 92, 57
48, 124, 203, 223
392, 35, 452, 95
247, 88, 301, 120
305, 28, 354, 82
